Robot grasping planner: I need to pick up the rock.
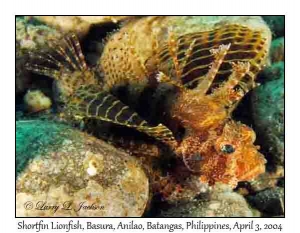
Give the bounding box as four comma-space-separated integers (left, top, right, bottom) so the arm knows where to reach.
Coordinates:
16, 120, 149, 217
159, 184, 254, 217
16, 54, 31, 95
23, 90, 52, 113
16, 120, 67, 175
30, 16, 135, 37
16, 17, 62, 53
252, 69, 284, 165
16, 17, 62, 95
262, 16, 284, 38
247, 187, 284, 216
270, 37, 284, 63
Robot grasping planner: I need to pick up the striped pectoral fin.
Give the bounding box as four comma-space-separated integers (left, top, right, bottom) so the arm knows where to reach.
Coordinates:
137, 123, 177, 146
74, 90, 177, 145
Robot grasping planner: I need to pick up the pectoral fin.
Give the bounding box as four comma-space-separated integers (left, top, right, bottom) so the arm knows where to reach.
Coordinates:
67, 85, 176, 144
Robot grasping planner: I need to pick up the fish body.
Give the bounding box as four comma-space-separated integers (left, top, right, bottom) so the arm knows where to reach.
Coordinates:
27, 20, 269, 188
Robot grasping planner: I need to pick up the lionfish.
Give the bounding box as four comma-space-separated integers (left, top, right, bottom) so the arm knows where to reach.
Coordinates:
26, 23, 268, 188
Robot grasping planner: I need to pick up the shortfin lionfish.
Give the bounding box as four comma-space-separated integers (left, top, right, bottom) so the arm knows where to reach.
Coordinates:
26, 23, 268, 188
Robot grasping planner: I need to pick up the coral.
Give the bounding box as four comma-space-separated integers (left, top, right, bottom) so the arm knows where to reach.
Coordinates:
252, 67, 284, 165
159, 184, 254, 217
23, 90, 52, 113
30, 16, 135, 37
16, 120, 149, 217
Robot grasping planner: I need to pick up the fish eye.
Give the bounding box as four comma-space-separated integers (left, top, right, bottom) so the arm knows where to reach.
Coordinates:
221, 144, 235, 154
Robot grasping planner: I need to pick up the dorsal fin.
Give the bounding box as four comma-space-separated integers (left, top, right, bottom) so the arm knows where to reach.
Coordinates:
26, 33, 88, 78
26, 34, 99, 102
150, 24, 269, 89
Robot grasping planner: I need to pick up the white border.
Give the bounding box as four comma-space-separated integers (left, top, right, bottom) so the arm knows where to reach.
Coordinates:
1, 0, 298, 232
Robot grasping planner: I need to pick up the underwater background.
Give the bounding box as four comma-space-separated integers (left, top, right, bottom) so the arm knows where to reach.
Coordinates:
16, 16, 284, 217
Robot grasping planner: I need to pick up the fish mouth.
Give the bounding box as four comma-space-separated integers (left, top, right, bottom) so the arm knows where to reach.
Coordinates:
237, 152, 266, 181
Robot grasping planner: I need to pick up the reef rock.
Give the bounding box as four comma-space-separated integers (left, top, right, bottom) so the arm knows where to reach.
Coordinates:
16, 17, 62, 95
16, 17, 62, 53
16, 120, 149, 217
252, 65, 284, 165
159, 184, 254, 217
247, 187, 284, 216
31, 16, 135, 37
23, 90, 52, 113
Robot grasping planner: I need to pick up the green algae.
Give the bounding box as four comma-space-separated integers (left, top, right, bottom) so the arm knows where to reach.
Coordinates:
252, 71, 284, 165
16, 120, 71, 176
262, 16, 284, 38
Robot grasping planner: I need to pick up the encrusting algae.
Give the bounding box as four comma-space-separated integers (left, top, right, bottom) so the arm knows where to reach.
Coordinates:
26, 16, 271, 189
16, 120, 149, 217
